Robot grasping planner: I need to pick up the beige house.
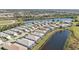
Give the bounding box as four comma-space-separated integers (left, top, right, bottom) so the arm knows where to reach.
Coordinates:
2, 42, 28, 50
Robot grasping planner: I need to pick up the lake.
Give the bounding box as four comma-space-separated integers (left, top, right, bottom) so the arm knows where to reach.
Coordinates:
41, 30, 70, 50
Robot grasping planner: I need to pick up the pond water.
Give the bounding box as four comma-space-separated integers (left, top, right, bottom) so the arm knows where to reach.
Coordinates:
41, 30, 70, 50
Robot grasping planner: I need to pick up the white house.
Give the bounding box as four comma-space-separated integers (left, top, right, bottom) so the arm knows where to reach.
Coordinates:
24, 34, 40, 42
16, 38, 35, 49
11, 28, 23, 34
3, 30, 18, 37
2, 42, 28, 50
17, 27, 30, 32
36, 29, 47, 34
0, 39, 4, 45
0, 32, 11, 40
31, 31, 44, 38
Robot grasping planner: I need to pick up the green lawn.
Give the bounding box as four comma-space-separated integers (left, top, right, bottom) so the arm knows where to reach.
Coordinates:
0, 20, 16, 25
0, 19, 24, 32
64, 26, 79, 50
69, 26, 79, 39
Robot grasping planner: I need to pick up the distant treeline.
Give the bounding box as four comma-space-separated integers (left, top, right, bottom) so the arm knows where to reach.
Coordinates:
23, 14, 78, 21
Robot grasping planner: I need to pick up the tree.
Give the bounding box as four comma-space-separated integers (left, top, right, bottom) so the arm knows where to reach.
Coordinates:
57, 20, 59, 22
52, 19, 54, 22
60, 21, 63, 24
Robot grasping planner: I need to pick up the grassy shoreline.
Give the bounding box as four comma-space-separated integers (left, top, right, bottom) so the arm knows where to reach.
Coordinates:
64, 31, 71, 49
64, 26, 79, 50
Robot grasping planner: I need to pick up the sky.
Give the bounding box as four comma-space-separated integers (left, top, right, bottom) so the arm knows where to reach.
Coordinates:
0, 0, 79, 9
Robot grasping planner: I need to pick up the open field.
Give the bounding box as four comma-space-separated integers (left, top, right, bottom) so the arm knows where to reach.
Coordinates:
64, 26, 79, 49
0, 20, 16, 25
0, 19, 23, 32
